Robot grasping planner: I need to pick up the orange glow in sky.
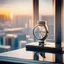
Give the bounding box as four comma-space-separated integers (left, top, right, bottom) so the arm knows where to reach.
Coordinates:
0, 7, 33, 16
0, 0, 53, 16
0, 7, 53, 16
0, 7, 11, 17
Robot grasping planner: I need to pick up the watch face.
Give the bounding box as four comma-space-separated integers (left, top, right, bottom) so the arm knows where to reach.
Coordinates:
33, 25, 46, 40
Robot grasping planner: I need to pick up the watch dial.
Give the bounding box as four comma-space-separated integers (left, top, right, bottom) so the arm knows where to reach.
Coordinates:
33, 25, 46, 39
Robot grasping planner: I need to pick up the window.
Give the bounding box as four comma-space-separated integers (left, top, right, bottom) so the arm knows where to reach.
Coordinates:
39, 0, 55, 42
0, 0, 33, 51
62, 0, 64, 42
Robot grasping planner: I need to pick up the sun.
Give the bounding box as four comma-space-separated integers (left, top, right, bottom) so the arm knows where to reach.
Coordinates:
0, 7, 13, 18
10, 12, 13, 19
0, 11, 14, 20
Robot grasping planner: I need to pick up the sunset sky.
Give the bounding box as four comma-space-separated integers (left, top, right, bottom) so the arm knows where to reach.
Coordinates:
0, 0, 53, 16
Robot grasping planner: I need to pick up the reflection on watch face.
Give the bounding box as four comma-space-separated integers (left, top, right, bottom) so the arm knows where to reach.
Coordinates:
33, 25, 46, 40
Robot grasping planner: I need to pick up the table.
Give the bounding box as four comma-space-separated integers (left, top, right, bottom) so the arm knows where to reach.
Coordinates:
0, 42, 63, 64
0, 48, 61, 64
26, 42, 64, 63
26, 42, 64, 52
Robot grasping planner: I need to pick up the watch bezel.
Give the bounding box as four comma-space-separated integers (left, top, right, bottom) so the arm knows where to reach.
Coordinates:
33, 24, 48, 40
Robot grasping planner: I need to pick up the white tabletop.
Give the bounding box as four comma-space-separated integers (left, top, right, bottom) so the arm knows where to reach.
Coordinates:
0, 48, 62, 64
0, 42, 64, 64
0, 48, 33, 59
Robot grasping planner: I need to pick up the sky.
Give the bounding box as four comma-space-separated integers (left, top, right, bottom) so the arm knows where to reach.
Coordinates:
39, 0, 53, 15
0, 0, 53, 16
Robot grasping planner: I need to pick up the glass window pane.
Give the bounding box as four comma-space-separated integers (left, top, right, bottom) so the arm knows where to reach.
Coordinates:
62, 0, 64, 42
39, 0, 55, 42
0, 0, 33, 52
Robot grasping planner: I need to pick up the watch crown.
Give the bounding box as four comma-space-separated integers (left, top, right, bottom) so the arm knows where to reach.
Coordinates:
37, 21, 45, 26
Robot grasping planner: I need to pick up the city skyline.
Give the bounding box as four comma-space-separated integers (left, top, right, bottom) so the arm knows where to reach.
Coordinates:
0, 14, 54, 41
